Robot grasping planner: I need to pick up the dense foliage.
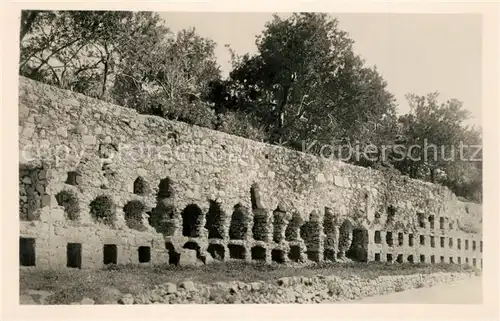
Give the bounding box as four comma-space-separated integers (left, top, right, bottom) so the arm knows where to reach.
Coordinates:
19, 11, 482, 202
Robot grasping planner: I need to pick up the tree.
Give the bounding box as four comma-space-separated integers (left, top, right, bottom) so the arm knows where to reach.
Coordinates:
19, 11, 167, 100
394, 93, 482, 201
213, 13, 397, 156
112, 27, 221, 127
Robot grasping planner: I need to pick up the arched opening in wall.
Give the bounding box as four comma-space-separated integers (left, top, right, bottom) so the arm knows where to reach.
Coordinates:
207, 244, 225, 261
430, 255, 435, 264
228, 244, 245, 260
165, 242, 180, 265
449, 257, 454, 264
387, 206, 396, 222
430, 236, 435, 248
251, 246, 266, 261
465, 239, 469, 250
472, 240, 476, 251
205, 200, 225, 239
250, 184, 262, 209
123, 200, 147, 231
252, 209, 268, 242
408, 234, 414, 247
229, 204, 249, 240
157, 177, 174, 199
323, 248, 335, 262
396, 254, 403, 263
181, 204, 203, 237
285, 212, 303, 242
458, 238, 462, 249
103, 244, 117, 265
374, 253, 381, 262
323, 208, 336, 247
407, 255, 414, 263
89, 195, 115, 225
346, 228, 368, 262
457, 257, 462, 264
20, 237, 36, 266
302, 218, 322, 262
440, 256, 445, 264
65, 171, 82, 186
19, 164, 44, 221
272, 208, 287, 243
449, 237, 454, 249
439, 217, 445, 229
289, 245, 301, 262
417, 212, 426, 228
337, 219, 353, 259
271, 249, 285, 264
133, 176, 148, 195
55, 190, 80, 220
386, 254, 393, 263
138, 246, 151, 263
465, 257, 469, 264
183, 241, 202, 260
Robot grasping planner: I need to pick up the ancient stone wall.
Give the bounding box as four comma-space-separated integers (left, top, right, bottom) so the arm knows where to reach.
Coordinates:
18, 77, 483, 270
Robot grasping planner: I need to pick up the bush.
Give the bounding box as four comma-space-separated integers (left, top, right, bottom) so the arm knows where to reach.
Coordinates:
216, 111, 269, 142
160, 99, 217, 129
124, 200, 147, 231
55, 190, 80, 220
89, 195, 115, 225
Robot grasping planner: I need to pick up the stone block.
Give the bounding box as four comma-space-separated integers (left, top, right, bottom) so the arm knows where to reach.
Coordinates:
178, 249, 198, 266
200, 252, 214, 265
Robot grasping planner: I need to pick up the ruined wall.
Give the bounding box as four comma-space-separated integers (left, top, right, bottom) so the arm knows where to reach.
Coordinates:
18, 77, 483, 269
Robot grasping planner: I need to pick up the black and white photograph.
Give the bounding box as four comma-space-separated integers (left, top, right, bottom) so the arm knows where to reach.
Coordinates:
3, 1, 499, 318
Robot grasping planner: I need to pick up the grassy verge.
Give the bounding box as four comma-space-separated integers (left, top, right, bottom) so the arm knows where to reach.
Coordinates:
20, 261, 476, 304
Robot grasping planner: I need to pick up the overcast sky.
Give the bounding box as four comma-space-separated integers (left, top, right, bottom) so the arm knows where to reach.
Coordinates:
159, 12, 482, 127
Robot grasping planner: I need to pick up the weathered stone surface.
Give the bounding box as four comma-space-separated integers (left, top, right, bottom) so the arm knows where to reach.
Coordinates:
16, 77, 483, 273
180, 281, 196, 292
118, 294, 134, 305
178, 249, 198, 266
80, 298, 95, 305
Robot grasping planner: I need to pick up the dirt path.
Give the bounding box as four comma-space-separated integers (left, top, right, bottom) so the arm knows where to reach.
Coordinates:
348, 276, 482, 304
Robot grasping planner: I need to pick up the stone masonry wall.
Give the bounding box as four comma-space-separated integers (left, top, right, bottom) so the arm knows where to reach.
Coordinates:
18, 77, 483, 270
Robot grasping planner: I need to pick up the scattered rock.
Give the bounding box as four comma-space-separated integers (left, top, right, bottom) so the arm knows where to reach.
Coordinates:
178, 249, 198, 266
80, 298, 95, 305
118, 294, 134, 305
180, 281, 196, 292
20, 294, 37, 305
164, 282, 177, 294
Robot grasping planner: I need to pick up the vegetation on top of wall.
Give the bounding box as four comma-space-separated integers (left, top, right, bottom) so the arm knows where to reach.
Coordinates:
124, 200, 148, 231
19, 11, 482, 203
89, 195, 115, 225
55, 190, 80, 220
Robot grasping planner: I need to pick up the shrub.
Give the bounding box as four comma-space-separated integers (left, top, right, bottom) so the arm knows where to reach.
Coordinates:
124, 200, 147, 231
89, 195, 115, 225
216, 111, 269, 142
55, 190, 80, 220
161, 99, 217, 129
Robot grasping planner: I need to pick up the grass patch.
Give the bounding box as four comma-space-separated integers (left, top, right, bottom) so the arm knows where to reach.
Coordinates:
20, 261, 475, 304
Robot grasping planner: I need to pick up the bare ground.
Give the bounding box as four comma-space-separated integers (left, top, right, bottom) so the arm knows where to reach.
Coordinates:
19, 261, 477, 304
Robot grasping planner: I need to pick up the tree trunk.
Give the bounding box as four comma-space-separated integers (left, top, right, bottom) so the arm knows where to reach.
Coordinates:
20, 11, 39, 41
